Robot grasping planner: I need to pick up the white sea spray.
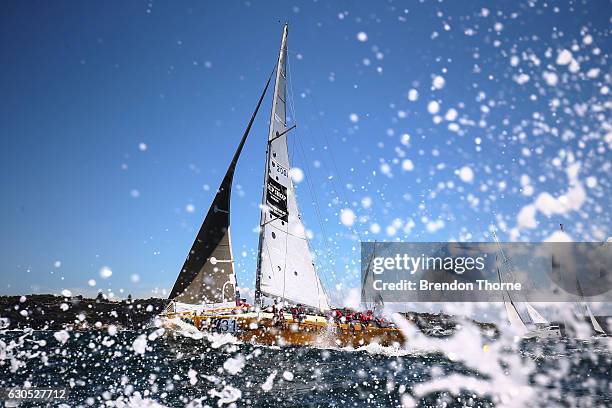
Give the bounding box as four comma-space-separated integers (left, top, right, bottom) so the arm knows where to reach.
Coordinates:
208, 385, 242, 406
132, 334, 147, 355
54, 330, 70, 344
261, 370, 277, 392
223, 354, 245, 375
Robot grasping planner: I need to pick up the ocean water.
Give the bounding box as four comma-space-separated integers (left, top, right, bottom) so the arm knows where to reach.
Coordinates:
0, 324, 611, 407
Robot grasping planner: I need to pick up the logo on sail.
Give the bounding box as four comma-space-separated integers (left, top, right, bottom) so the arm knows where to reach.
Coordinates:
266, 176, 288, 221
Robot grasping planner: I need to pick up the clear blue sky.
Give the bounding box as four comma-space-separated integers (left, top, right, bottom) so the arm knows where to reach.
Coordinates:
1, 1, 610, 302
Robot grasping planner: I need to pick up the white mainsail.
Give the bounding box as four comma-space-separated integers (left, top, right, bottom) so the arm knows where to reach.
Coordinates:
495, 264, 528, 335
255, 24, 330, 311
585, 303, 606, 334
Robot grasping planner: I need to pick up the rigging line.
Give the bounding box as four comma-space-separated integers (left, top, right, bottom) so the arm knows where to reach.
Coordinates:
285, 69, 329, 302
291, 143, 335, 305
281, 207, 289, 304
293, 134, 336, 299
285, 55, 348, 297
297, 101, 365, 300
286, 60, 328, 256
286, 55, 338, 303
288, 58, 338, 299
285, 49, 328, 308
299, 85, 365, 242
288, 147, 326, 309
292, 115, 362, 256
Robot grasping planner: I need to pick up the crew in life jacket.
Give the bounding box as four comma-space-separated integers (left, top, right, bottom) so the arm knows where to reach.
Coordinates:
331, 308, 347, 323
271, 300, 278, 315
337, 308, 359, 323
277, 308, 284, 322
272, 300, 285, 326
290, 304, 306, 322
375, 316, 389, 328
360, 310, 375, 325
290, 306, 297, 320
345, 310, 356, 322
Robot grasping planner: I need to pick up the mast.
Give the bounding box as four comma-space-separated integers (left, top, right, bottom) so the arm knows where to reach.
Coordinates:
169, 70, 274, 306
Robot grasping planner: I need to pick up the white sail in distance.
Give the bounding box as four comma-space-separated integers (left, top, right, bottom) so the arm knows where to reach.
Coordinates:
585, 303, 606, 334
575, 276, 606, 334
525, 302, 549, 325
504, 300, 528, 335
496, 266, 528, 335
255, 24, 330, 311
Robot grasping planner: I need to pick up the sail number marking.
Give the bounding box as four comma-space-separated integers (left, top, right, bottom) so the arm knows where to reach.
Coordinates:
211, 318, 239, 334
272, 161, 288, 177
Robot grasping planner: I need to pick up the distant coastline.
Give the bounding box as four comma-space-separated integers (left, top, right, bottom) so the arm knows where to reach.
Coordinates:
0, 294, 167, 331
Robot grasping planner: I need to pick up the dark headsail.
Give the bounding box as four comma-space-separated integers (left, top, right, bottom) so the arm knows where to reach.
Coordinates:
169, 71, 274, 305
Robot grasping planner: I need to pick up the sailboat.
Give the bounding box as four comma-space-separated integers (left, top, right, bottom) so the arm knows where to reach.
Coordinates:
492, 232, 561, 339
160, 24, 404, 348
574, 277, 607, 337
361, 242, 385, 314
554, 224, 607, 337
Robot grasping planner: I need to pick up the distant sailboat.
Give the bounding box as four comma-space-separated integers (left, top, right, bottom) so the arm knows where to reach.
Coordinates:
161, 24, 404, 348
525, 303, 549, 325
554, 224, 607, 337
496, 266, 528, 336
492, 232, 561, 339
575, 276, 607, 336
361, 242, 385, 314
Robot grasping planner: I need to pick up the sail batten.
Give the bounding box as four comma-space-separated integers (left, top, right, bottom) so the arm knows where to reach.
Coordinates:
169, 71, 274, 305
255, 24, 330, 311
